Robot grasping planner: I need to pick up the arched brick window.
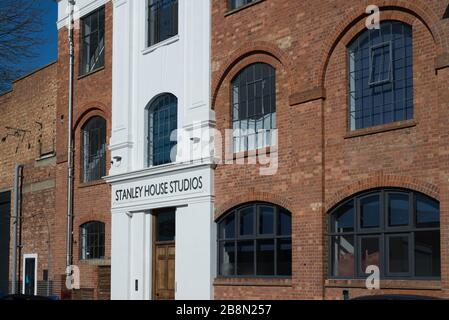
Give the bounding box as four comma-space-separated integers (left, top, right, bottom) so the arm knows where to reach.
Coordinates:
81, 116, 107, 182
348, 21, 413, 130
217, 202, 291, 277
329, 189, 440, 279
79, 221, 105, 260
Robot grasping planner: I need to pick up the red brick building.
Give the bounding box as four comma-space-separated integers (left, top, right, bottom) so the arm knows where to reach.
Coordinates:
212, 0, 449, 299
53, 1, 113, 299
0, 63, 58, 297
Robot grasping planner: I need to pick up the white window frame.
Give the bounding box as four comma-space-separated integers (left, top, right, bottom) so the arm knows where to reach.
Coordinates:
22, 253, 38, 296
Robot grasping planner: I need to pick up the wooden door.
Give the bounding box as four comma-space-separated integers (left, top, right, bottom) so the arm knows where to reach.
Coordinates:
154, 243, 175, 300
152, 208, 176, 300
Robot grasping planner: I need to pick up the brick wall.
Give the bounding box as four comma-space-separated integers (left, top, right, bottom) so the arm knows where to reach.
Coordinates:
54, 2, 113, 300
0, 62, 57, 296
212, 0, 449, 300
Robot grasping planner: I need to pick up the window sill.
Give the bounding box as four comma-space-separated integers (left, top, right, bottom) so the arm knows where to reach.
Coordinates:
230, 145, 278, 161
225, 0, 266, 17
78, 66, 105, 80
79, 258, 111, 266
142, 35, 180, 55
325, 279, 441, 290
78, 179, 107, 189
214, 277, 292, 287
344, 119, 417, 139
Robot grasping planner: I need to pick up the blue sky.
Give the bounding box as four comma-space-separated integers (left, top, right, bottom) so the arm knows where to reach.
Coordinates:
23, 0, 58, 74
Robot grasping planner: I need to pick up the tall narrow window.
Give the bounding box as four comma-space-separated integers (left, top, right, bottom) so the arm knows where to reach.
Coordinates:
82, 116, 107, 182
329, 189, 440, 279
80, 221, 105, 260
231, 63, 276, 153
348, 21, 413, 130
80, 7, 105, 76
148, 0, 178, 47
147, 94, 178, 166
217, 203, 292, 277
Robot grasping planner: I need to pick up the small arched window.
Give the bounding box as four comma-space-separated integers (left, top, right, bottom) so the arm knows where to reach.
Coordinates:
348, 21, 413, 130
82, 116, 107, 182
231, 63, 276, 153
79, 221, 105, 260
217, 203, 291, 277
329, 189, 440, 279
147, 93, 178, 166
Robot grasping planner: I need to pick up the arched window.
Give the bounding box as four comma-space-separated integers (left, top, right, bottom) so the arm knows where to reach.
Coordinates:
147, 93, 178, 166
329, 189, 440, 279
217, 203, 291, 277
231, 63, 276, 153
82, 116, 107, 182
79, 221, 105, 260
348, 21, 413, 130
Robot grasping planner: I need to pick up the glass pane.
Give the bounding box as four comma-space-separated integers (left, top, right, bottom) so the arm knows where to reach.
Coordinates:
278, 209, 291, 236
332, 200, 354, 233
415, 231, 440, 277
258, 206, 274, 235
388, 235, 409, 273
156, 210, 175, 242
389, 193, 410, 227
220, 213, 235, 239
277, 238, 292, 276
360, 195, 380, 229
237, 241, 254, 275
416, 195, 439, 228
331, 235, 355, 277
220, 242, 235, 276
239, 207, 254, 236
256, 240, 274, 276
360, 237, 380, 273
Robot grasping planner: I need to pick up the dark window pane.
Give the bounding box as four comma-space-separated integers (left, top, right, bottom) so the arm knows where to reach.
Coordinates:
256, 240, 274, 275
239, 207, 254, 236
82, 116, 106, 182
220, 242, 235, 276
230, 0, 255, 10
80, 221, 105, 260
148, 0, 178, 47
415, 231, 440, 277
80, 7, 105, 76
389, 193, 409, 227
332, 200, 354, 233
277, 238, 292, 276
416, 195, 439, 228
156, 210, 175, 242
220, 213, 235, 239
258, 206, 274, 235
331, 235, 355, 277
388, 235, 409, 274
237, 241, 254, 275
278, 209, 291, 236
360, 237, 380, 273
360, 195, 380, 229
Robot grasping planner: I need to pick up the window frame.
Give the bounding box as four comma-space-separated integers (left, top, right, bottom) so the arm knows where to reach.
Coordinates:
228, 0, 260, 12
81, 116, 107, 183
146, 0, 179, 49
328, 189, 440, 280
347, 21, 414, 131
217, 203, 292, 278
146, 93, 178, 167
79, 221, 106, 261
79, 6, 105, 77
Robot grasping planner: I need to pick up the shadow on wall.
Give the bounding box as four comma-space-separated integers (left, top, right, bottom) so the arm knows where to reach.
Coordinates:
444, 5, 449, 19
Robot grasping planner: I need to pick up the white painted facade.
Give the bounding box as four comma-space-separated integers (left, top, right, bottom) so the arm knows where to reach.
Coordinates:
105, 0, 215, 300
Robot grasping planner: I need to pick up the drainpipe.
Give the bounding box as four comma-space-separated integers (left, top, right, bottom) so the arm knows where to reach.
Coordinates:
66, 0, 75, 278
11, 164, 23, 294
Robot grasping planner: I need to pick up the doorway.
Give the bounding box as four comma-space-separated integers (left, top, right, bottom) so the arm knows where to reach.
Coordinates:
22, 254, 37, 296
0, 192, 11, 296
152, 208, 176, 300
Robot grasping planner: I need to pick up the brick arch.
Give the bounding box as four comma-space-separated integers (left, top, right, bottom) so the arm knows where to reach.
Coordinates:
325, 174, 440, 212
211, 41, 291, 109
317, 0, 448, 89
214, 191, 294, 221
74, 101, 110, 131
